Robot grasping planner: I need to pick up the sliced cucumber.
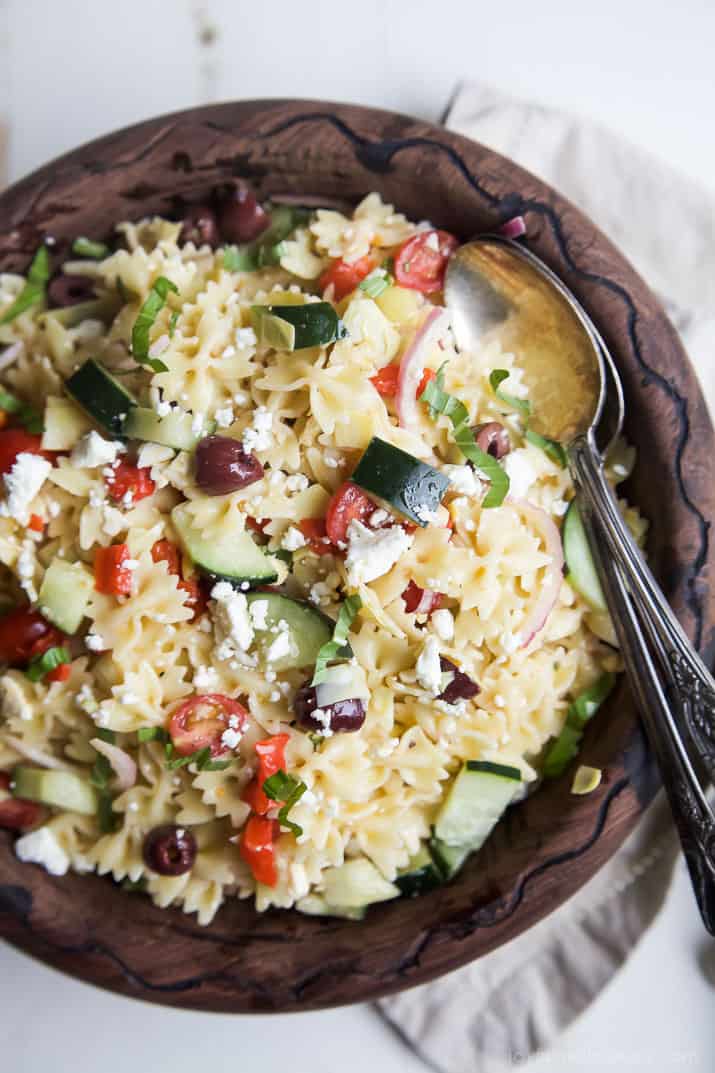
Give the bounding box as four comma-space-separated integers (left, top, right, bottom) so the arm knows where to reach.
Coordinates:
351, 436, 450, 527
65, 357, 136, 436
321, 857, 400, 909
246, 592, 347, 672
314, 661, 368, 708
171, 502, 278, 588
395, 845, 443, 896
38, 558, 93, 634
434, 760, 521, 848
251, 302, 347, 350
123, 405, 215, 451
563, 500, 606, 611
41, 396, 92, 451
542, 672, 616, 779
429, 836, 470, 881
12, 765, 97, 815
295, 894, 366, 921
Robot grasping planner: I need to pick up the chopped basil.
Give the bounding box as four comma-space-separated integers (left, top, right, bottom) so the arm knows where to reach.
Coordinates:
525, 429, 568, 468
0, 388, 43, 434
89, 749, 119, 834
311, 595, 362, 686
263, 770, 308, 837
223, 245, 258, 272
72, 237, 110, 260
0, 246, 51, 325
96, 727, 117, 744
164, 742, 232, 772
489, 369, 531, 418
130, 276, 178, 372
542, 672, 616, 778
168, 310, 179, 337
359, 268, 392, 298
137, 726, 170, 744
420, 368, 509, 508
25, 645, 71, 682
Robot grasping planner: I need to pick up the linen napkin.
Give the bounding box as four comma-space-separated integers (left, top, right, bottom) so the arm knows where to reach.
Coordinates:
377, 79, 715, 1072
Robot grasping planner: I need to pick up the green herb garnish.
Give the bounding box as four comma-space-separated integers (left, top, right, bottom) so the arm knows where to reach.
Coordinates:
164, 742, 232, 772
420, 367, 509, 508
359, 268, 392, 299
263, 770, 308, 837
96, 727, 117, 744
311, 595, 362, 686
72, 237, 109, 260
489, 369, 531, 417
525, 429, 568, 468
542, 672, 616, 778
0, 246, 51, 325
25, 645, 70, 682
90, 750, 119, 833
223, 246, 259, 272
168, 310, 179, 337
0, 388, 43, 434
137, 726, 169, 744
130, 276, 178, 372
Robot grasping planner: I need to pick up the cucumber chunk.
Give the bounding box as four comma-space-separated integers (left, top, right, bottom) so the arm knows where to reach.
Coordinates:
295, 894, 366, 921
38, 558, 93, 634
429, 836, 470, 880
65, 357, 136, 436
395, 845, 443, 896
12, 766, 97, 815
251, 302, 347, 350
321, 857, 400, 909
563, 500, 606, 611
171, 502, 278, 587
41, 396, 92, 451
123, 405, 215, 451
246, 592, 346, 672
434, 760, 521, 848
351, 436, 450, 526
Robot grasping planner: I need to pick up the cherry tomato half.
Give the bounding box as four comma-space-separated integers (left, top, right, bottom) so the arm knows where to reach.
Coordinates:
319, 255, 374, 301
105, 461, 155, 505
0, 771, 45, 831
325, 481, 375, 546
394, 230, 459, 294
0, 429, 49, 476
241, 733, 290, 815
169, 694, 248, 758
297, 518, 333, 556
0, 607, 55, 666
239, 814, 279, 887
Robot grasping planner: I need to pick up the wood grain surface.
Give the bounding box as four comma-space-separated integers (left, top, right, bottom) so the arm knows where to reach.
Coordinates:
0, 100, 712, 1013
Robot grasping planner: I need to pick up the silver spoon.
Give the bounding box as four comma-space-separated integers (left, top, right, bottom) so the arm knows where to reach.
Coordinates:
445, 235, 715, 933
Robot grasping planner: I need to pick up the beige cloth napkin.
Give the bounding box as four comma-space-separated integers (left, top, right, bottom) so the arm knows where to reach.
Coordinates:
376, 79, 715, 1072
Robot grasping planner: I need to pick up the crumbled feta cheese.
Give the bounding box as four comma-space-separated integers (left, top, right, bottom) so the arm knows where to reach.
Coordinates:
503, 449, 538, 499
0, 454, 52, 524
369, 508, 388, 527
414, 504, 439, 524
311, 707, 333, 738
248, 598, 270, 631
155, 399, 172, 418
235, 327, 257, 349
101, 506, 125, 537
285, 473, 309, 493
552, 498, 569, 517
345, 520, 413, 586
15, 827, 69, 875
17, 539, 37, 600
191, 412, 205, 437
47, 500, 61, 518
431, 608, 454, 642
194, 665, 218, 689
443, 463, 480, 497
425, 231, 441, 252
266, 624, 293, 664
324, 454, 340, 469
70, 431, 123, 469
233, 391, 249, 406
121, 490, 134, 509
136, 442, 174, 469
85, 632, 106, 652
416, 635, 443, 695
76, 683, 97, 713
242, 406, 273, 453
499, 631, 519, 654
215, 406, 234, 428
222, 345, 236, 359
220, 726, 243, 749
211, 581, 254, 654
281, 526, 306, 552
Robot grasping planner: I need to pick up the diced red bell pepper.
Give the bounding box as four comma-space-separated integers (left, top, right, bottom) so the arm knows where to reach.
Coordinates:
239, 814, 279, 887
241, 733, 290, 816
94, 543, 133, 596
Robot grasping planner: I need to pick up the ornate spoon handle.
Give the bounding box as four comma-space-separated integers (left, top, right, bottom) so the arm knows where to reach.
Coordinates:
574, 484, 715, 934
569, 434, 715, 783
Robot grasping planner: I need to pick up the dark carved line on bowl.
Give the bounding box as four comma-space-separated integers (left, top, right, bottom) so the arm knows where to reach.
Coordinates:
250, 111, 708, 652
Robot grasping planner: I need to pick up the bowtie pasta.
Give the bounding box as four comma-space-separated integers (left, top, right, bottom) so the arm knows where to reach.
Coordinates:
0, 190, 643, 923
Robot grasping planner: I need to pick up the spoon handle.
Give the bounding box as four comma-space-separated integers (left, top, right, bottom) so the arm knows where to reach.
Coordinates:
569, 435, 715, 783
576, 492, 715, 933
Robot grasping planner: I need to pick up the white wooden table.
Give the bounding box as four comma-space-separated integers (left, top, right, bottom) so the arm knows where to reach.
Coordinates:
1, 1, 714, 1070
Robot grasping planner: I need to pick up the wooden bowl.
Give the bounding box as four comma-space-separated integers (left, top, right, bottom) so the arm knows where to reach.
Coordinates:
0, 100, 713, 1013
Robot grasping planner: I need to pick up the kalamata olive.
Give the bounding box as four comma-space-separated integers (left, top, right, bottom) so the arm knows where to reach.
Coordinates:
438, 657, 480, 705
180, 204, 219, 248
195, 435, 264, 496
143, 824, 197, 876
293, 682, 366, 734
48, 274, 96, 308
472, 421, 510, 460
217, 185, 270, 244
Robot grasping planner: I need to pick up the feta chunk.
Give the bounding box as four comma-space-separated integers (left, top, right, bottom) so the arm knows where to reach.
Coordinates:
431, 608, 455, 642
70, 431, 123, 469
266, 622, 293, 663
442, 463, 481, 497
15, 826, 69, 876
281, 525, 306, 552
220, 726, 243, 750
0, 453, 52, 524
211, 581, 254, 654
345, 520, 413, 586
242, 405, 273, 453
416, 635, 443, 695
248, 598, 270, 631
503, 449, 538, 499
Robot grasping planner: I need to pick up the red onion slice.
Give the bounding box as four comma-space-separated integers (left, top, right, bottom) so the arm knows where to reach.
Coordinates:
396, 306, 451, 433
90, 737, 137, 791
510, 498, 564, 647
0, 341, 24, 371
